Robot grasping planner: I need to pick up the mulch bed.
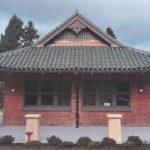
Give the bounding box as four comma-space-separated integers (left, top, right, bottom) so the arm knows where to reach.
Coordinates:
1, 144, 150, 150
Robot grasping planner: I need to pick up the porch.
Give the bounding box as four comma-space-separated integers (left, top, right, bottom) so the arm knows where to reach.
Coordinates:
0, 116, 150, 143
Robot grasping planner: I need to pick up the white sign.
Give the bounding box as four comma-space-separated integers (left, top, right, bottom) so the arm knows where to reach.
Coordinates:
104, 103, 111, 106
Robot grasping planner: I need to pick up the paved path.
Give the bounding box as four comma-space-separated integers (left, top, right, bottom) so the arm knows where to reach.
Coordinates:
0, 116, 150, 143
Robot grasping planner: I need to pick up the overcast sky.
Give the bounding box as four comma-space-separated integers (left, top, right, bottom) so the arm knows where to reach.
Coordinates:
0, 0, 150, 50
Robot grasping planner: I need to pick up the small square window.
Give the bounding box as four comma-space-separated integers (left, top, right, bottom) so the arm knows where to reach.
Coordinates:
117, 83, 129, 92
84, 82, 96, 92
99, 83, 112, 92
25, 94, 37, 105
42, 83, 53, 92
42, 94, 53, 105
84, 94, 96, 105
25, 83, 37, 92
99, 94, 112, 106
117, 95, 129, 106
58, 82, 71, 92
58, 94, 70, 105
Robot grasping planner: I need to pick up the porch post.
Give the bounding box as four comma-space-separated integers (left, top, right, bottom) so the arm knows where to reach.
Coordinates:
25, 114, 41, 142
107, 114, 122, 143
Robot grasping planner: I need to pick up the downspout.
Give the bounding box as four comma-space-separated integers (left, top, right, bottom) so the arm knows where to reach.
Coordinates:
76, 84, 79, 128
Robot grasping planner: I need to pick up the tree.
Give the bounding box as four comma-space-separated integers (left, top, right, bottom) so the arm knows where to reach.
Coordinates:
0, 14, 24, 52
22, 21, 39, 47
0, 15, 39, 52
106, 27, 117, 39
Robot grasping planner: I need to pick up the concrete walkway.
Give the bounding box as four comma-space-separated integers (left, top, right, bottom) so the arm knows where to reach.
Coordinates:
0, 116, 150, 143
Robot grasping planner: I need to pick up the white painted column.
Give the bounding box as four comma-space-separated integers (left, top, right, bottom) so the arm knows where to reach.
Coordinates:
25, 114, 41, 142
107, 114, 122, 143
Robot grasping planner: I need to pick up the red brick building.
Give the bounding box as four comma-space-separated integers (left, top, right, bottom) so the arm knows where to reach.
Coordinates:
1, 12, 150, 127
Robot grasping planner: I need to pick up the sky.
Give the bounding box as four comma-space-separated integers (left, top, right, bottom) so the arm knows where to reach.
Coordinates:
0, 0, 150, 50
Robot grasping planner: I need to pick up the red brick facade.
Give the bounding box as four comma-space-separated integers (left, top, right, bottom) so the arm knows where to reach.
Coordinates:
3, 72, 150, 126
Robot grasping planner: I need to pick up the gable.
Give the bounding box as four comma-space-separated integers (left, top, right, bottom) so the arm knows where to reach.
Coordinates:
34, 12, 123, 48
50, 28, 107, 45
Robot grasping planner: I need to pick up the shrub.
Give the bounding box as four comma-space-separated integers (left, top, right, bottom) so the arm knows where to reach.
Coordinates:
87, 141, 101, 148
0, 135, 15, 145
101, 137, 116, 147
62, 141, 74, 147
122, 141, 135, 149
76, 136, 92, 146
127, 136, 143, 146
47, 135, 62, 146
26, 140, 41, 148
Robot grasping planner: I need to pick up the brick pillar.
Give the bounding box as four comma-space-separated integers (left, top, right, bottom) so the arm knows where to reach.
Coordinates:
25, 114, 41, 142
107, 114, 122, 143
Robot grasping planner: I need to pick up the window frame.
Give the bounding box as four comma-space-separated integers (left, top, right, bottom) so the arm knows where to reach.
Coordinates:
23, 80, 72, 112
82, 81, 131, 112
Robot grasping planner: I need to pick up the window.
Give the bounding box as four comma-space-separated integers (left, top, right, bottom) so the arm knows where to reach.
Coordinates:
25, 82, 38, 105
83, 81, 130, 111
57, 81, 71, 106
83, 82, 96, 105
24, 81, 71, 111
41, 82, 54, 105
116, 82, 129, 106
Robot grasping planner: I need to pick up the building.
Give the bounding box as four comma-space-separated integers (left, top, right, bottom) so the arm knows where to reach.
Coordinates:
1, 11, 150, 127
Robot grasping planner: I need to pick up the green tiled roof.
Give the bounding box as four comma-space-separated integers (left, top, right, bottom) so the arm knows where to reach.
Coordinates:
0, 45, 150, 72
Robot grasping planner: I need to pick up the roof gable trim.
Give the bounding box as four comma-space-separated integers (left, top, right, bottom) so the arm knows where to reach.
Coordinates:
35, 13, 123, 48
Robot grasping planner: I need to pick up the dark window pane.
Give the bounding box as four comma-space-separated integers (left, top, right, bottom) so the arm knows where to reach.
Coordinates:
58, 81, 71, 92
99, 94, 112, 106
25, 95, 37, 105
117, 95, 129, 106
42, 83, 53, 92
117, 83, 129, 92
25, 83, 37, 92
84, 94, 96, 105
84, 82, 96, 92
42, 95, 53, 105
99, 83, 112, 92
58, 94, 70, 105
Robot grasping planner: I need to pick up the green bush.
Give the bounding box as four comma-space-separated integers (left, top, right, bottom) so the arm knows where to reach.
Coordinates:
47, 135, 62, 146
62, 141, 74, 147
101, 137, 116, 147
122, 141, 135, 149
76, 136, 92, 146
127, 136, 143, 146
26, 140, 41, 148
0, 135, 15, 145
87, 141, 101, 148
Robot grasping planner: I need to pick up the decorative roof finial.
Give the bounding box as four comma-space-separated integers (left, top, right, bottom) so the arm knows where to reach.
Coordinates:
75, 9, 79, 14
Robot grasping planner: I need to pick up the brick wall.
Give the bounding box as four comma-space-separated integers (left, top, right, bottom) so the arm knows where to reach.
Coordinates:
3, 72, 150, 126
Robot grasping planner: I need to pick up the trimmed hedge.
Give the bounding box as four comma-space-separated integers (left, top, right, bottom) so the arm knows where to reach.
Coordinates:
0, 135, 15, 145
26, 140, 42, 148
127, 136, 143, 146
47, 135, 62, 146
87, 141, 101, 148
62, 141, 74, 147
101, 137, 116, 147
76, 136, 92, 146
